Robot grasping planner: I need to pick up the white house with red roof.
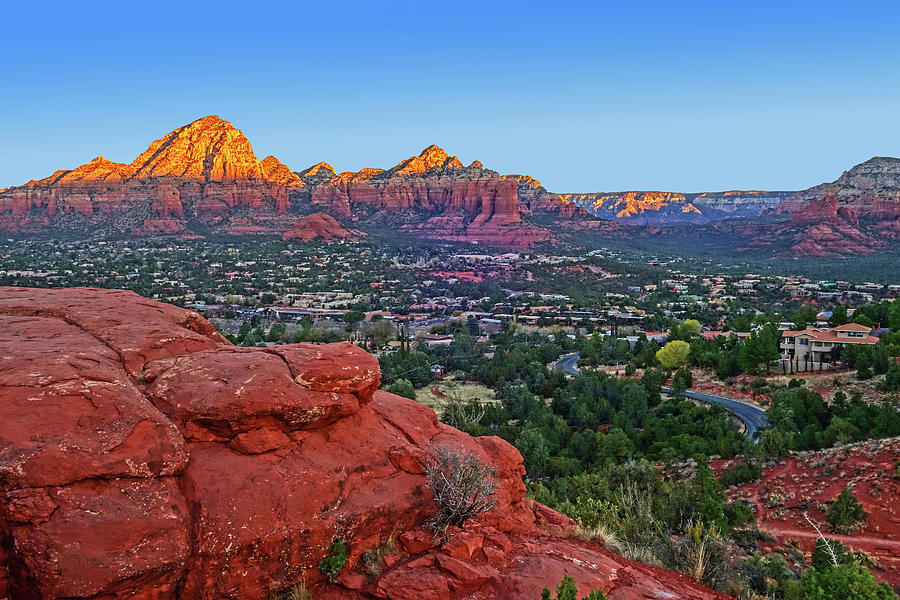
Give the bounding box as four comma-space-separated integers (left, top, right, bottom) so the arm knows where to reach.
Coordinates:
780, 323, 879, 366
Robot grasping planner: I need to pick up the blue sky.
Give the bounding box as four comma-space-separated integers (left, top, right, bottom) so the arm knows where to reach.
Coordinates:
2, 1, 899, 192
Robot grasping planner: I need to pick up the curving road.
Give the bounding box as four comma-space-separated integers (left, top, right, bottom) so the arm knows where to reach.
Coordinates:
661, 386, 768, 441
554, 352, 582, 376
553, 352, 768, 440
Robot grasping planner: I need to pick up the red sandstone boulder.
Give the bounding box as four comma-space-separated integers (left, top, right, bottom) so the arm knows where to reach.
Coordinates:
0, 288, 729, 600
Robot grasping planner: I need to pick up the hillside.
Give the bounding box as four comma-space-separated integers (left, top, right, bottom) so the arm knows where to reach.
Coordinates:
0, 287, 729, 600
723, 439, 900, 588
1, 116, 898, 257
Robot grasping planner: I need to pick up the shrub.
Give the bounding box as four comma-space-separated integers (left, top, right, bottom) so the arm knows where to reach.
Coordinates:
425, 448, 497, 536
811, 537, 855, 570
386, 378, 416, 400
361, 536, 397, 577
883, 362, 900, 392
720, 460, 763, 488
826, 488, 868, 532
672, 368, 693, 390
318, 538, 349, 583
575, 522, 622, 554
799, 561, 898, 599
275, 582, 313, 600
541, 575, 607, 600
655, 521, 727, 588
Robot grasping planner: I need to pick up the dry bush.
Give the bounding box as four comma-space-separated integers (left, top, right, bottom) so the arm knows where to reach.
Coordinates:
425, 447, 497, 536
575, 523, 623, 554
361, 535, 398, 577
269, 581, 312, 600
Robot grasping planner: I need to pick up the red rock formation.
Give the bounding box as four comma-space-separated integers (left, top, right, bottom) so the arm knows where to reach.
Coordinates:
0, 288, 728, 600
775, 194, 886, 257
304, 147, 553, 247
0, 122, 561, 246
282, 212, 363, 242
0, 116, 302, 237
764, 157, 900, 255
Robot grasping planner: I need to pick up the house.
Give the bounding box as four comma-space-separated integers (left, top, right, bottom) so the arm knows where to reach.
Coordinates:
780, 323, 879, 365
430, 364, 445, 377
421, 334, 454, 348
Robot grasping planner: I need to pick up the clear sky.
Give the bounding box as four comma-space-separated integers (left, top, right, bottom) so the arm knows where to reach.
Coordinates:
2, 1, 899, 192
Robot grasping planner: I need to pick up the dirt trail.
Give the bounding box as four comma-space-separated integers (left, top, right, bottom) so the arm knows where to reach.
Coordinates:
761, 521, 900, 552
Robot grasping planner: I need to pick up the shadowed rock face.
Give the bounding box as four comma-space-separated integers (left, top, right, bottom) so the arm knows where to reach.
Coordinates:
0, 288, 729, 600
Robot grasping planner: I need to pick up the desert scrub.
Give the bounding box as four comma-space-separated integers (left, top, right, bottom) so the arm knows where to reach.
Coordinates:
361, 536, 397, 577
318, 538, 349, 583
425, 447, 497, 537
269, 581, 312, 600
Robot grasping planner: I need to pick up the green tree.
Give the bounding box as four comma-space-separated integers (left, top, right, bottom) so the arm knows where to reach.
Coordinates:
793, 304, 818, 330
889, 298, 900, 331
826, 488, 868, 532
516, 429, 551, 475
883, 362, 900, 392
386, 378, 416, 400
265, 322, 286, 342
657, 340, 691, 369
799, 560, 897, 599
671, 319, 702, 341
342, 310, 365, 324
738, 323, 780, 375
829, 305, 850, 327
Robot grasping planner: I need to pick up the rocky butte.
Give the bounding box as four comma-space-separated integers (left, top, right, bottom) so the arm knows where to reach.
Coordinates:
0, 287, 729, 600
281, 212, 364, 242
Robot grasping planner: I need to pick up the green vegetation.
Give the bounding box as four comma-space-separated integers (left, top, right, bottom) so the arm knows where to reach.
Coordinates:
825, 488, 868, 532
318, 538, 349, 583
541, 576, 607, 600
385, 378, 416, 400
800, 561, 897, 600
764, 387, 900, 452
656, 340, 691, 369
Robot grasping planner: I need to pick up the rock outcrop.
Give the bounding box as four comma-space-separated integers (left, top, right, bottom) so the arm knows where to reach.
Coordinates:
762, 157, 900, 255
0, 288, 728, 600
282, 212, 363, 242
304, 147, 552, 247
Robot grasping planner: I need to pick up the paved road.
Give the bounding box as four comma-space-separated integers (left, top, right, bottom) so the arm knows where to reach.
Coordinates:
555, 352, 582, 376
661, 386, 768, 440
554, 352, 768, 440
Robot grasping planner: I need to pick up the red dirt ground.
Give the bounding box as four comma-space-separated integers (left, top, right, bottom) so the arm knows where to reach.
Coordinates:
719, 439, 900, 588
